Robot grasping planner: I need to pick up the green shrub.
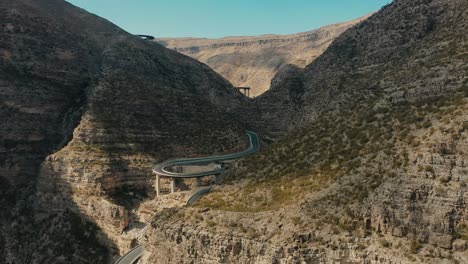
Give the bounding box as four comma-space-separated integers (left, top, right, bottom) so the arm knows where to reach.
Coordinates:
291, 216, 303, 226
439, 176, 450, 183
206, 220, 216, 227
463, 84, 468, 97
422, 120, 432, 128
379, 238, 391, 248
425, 166, 434, 173
455, 223, 468, 240
409, 240, 422, 254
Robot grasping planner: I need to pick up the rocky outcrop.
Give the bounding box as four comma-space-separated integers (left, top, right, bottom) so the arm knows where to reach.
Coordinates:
253, 0, 468, 135
142, 96, 468, 264
0, 0, 249, 262
1, 0, 467, 263
142, 0, 468, 263
158, 16, 367, 97
145, 213, 382, 264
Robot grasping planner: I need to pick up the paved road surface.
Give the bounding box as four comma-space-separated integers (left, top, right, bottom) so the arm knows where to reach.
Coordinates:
186, 186, 213, 205
114, 244, 144, 264
152, 131, 259, 178
116, 131, 259, 264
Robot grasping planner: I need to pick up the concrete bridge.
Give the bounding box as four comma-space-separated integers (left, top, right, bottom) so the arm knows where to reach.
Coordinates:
115, 131, 259, 264
236, 87, 251, 97
152, 131, 259, 196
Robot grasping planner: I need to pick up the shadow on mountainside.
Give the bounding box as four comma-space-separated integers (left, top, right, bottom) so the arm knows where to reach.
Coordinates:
0, 85, 117, 264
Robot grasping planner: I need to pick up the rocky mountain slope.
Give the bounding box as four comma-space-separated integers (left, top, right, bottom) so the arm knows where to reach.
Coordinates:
158, 16, 367, 97
1, 0, 467, 263
145, 0, 468, 263
0, 0, 249, 262
253, 0, 467, 135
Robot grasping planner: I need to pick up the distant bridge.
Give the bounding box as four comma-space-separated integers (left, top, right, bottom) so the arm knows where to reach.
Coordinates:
236, 87, 251, 97
136, 35, 155, 40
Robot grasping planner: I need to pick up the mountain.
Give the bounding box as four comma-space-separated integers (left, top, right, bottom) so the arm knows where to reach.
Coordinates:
145, 0, 468, 263
253, 0, 468, 135
157, 16, 367, 97
2, 0, 468, 263
0, 0, 249, 262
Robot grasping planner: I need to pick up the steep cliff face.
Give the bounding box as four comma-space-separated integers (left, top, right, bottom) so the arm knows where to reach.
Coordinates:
0, 0, 248, 262
254, 0, 468, 135
145, 0, 468, 263
2, 0, 467, 262
158, 17, 366, 97
145, 95, 468, 264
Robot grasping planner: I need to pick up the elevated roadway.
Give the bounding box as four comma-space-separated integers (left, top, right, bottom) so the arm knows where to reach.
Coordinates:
114, 245, 144, 264
116, 131, 259, 263
152, 131, 259, 178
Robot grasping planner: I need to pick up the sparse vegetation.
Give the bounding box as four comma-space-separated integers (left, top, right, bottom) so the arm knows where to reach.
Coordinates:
463, 83, 468, 97
454, 223, 468, 240
197, 92, 467, 215
409, 240, 423, 254
379, 238, 391, 248
425, 166, 434, 173
2, 0, 468, 263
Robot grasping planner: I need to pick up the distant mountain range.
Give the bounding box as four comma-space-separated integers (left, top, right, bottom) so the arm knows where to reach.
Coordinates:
157, 16, 368, 97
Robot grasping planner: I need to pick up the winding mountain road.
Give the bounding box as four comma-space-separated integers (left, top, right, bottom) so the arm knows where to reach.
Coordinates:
115, 131, 259, 264
114, 245, 144, 264
186, 186, 213, 205
152, 131, 260, 178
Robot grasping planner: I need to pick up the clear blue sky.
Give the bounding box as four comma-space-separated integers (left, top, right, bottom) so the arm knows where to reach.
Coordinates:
66, 0, 392, 38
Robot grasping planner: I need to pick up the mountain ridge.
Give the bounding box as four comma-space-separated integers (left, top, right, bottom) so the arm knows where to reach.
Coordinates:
0, 0, 249, 262
145, 0, 468, 262
157, 15, 369, 97
1, 0, 467, 263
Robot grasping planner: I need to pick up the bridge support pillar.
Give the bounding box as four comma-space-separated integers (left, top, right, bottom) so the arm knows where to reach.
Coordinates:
196, 177, 201, 187
170, 178, 176, 193
155, 174, 160, 197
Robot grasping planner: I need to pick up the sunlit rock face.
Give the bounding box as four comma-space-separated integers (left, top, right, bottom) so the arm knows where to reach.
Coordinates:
1, 0, 467, 262
252, 0, 468, 135
143, 0, 468, 263
158, 16, 367, 97
0, 0, 248, 262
